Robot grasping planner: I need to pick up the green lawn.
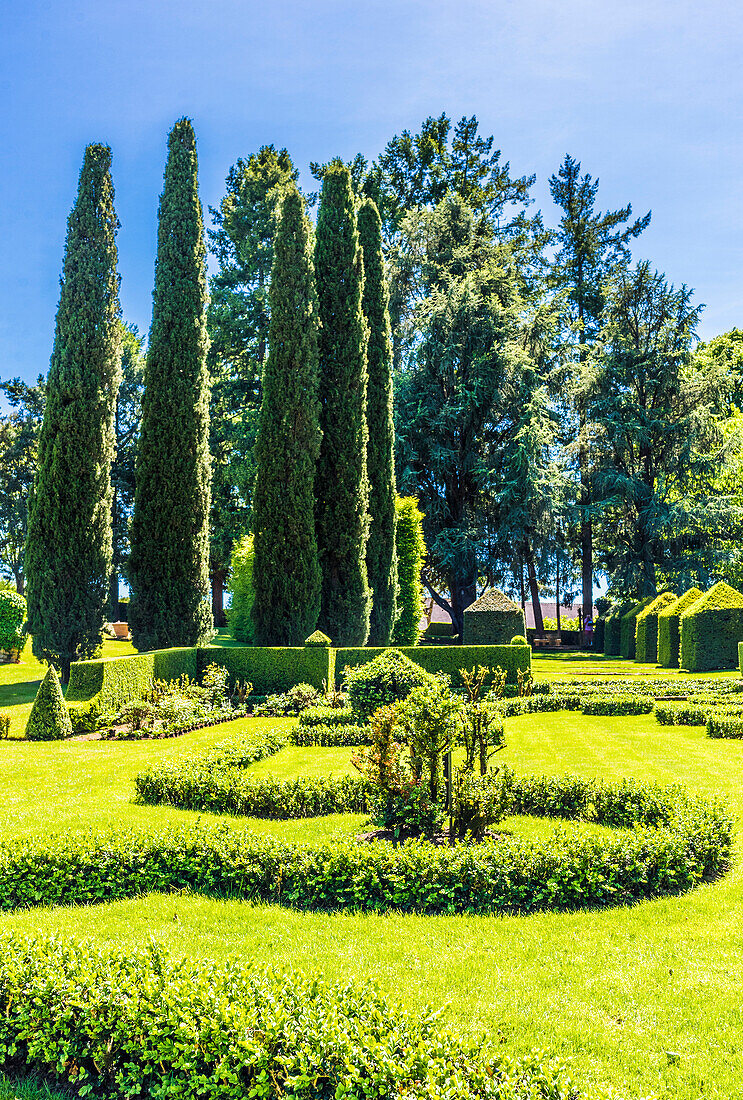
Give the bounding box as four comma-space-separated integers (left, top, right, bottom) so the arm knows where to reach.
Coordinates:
3, 651, 743, 1099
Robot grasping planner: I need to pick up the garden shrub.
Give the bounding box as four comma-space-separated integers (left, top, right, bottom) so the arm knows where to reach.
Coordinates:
603, 601, 634, 656
337, 644, 532, 687
680, 581, 743, 671
0, 714, 9, 739
391, 495, 425, 645
304, 629, 331, 646
344, 649, 437, 717
0, 777, 729, 915
657, 586, 704, 668
511, 634, 527, 645
298, 705, 357, 726
154, 646, 198, 683
707, 713, 743, 738
0, 935, 572, 1100
580, 693, 654, 716
291, 723, 372, 746
196, 645, 334, 694
619, 596, 655, 659
25, 666, 72, 741
252, 682, 323, 717
655, 701, 713, 726
635, 591, 676, 663
226, 533, 255, 643
0, 590, 25, 657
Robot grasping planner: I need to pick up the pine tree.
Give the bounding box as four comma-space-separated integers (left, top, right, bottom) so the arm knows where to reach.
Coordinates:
128, 119, 213, 650
25, 144, 121, 682
392, 496, 425, 645
358, 198, 397, 644
315, 163, 371, 645
252, 186, 321, 644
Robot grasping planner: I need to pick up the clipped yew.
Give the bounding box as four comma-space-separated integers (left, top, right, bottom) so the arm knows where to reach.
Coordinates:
26, 666, 72, 741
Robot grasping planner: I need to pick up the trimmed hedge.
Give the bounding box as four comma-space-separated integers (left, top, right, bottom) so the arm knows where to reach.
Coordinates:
196, 646, 335, 694
680, 581, 743, 671
657, 587, 704, 668
635, 591, 676, 664
707, 713, 743, 738
603, 602, 634, 656
291, 723, 372, 746
298, 705, 358, 726
580, 693, 654, 716
337, 644, 531, 686
0, 777, 729, 915
620, 596, 655, 659
0, 936, 568, 1100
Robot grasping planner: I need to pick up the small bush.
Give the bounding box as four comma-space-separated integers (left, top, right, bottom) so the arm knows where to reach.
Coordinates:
253, 682, 323, 717
291, 723, 372, 746
298, 705, 358, 726
25, 666, 72, 741
581, 693, 654, 716
344, 649, 437, 718
0, 589, 25, 657
510, 634, 527, 645
707, 713, 743, 739
0, 714, 9, 739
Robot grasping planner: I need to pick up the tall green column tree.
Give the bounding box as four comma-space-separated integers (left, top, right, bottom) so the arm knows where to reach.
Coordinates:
128, 118, 213, 651
314, 163, 371, 645
252, 186, 322, 644
25, 144, 121, 682
358, 198, 397, 644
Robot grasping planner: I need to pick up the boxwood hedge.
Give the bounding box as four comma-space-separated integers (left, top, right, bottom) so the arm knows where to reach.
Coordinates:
706, 713, 743, 739
291, 723, 372, 746
603, 602, 634, 656
619, 596, 655, 660
680, 582, 743, 671
634, 591, 676, 664
336, 644, 531, 686
657, 587, 704, 668
581, 694, 655, 716
196, 646, 335, 694
0, 936, 573, 1100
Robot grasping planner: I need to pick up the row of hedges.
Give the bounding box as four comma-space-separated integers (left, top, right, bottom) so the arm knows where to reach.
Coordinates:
0, 780, 729, 916
658, 587, 704, 667
292, 724, 372, 746
635, 591, 677, 663
0, 936, 566, 1100
679, 582, 743, 672
65, 647, 197, 731
335, 644, 531, 685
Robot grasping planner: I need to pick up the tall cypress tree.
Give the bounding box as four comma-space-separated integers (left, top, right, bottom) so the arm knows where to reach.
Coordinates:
26, 144, 121, 682
358, 198, 397, 645
315, 164, 371, 646
128, 119, 213, 650
252, 186, 321, 644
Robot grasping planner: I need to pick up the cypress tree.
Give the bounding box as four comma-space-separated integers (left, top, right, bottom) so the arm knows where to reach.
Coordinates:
252, 186, 321, 644
128, 119, 213, 650
315, 164, 371, 646
392, 496, 425, 645
25, 144, 121, 682
358, 198, 397, 645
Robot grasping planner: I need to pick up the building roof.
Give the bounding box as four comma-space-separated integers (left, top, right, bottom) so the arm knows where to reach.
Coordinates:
465, 588, 522, 614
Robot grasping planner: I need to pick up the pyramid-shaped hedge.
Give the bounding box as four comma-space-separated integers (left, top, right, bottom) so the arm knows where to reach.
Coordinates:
463, 590, 525, 645
620, 596, 656, 659
657, 587, 704, 668
26, 666, 72, 741
635, 591, 676, 664
603, 601, 634, 656
679, 582, 743, 671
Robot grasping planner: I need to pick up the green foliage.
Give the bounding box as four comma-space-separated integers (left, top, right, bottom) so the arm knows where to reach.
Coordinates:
601, 602, 633, 656
0, 590, 25, 655
252, 186, 321, 644
291, 723, 372, 746
25, 144, 121, 682
128, 119, 213, 651
359, 198, 397, 645
344, 649, 437, 718
0, 376, 45, 592
707, 713, 743, 739
680, 581, 743, 671
110, 323, 145, 616
338, 644, 532, 689
25, 666, 72, 741
226, 534, 255, 643
634, 591, 677, 663
252, 682, 323, 717
657, 587, 704, 668
196, 645, 334, 695
392, 495, 425, 645
463, 590, 526, 645
619, 596, 655, 659
0, 935, 570, 1100
305, 629, 331, 646
580, 693, 655, 716
0, 714, 8, 740
511, 634, 527, 645
315, 163, 371, 646
298, 706, 358, 727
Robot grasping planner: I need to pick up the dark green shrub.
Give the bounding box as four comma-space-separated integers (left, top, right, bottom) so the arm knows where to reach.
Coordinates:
0, 935, 559, 1100
344, 649, 436, 718
680, 582, 743, 671
391, 496, 425, 645
0, 590, 26, 656
25, 666, 72, 741
253, 682, 323, 717
581, 693, 654, 716
196, 645, 334, 694
619, 596, 655, 659
451, 768, 514, 841
657, 587, 704, 668
463, 589, 525, 645
603, 601, 634, 656
635, 591, 676, 663
511, 634, 527, 645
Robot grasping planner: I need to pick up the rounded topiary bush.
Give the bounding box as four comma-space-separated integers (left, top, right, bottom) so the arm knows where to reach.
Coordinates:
510, 634, 527, 645
0, 589, 26, 658
344, 649, 437, 718
25, 666, 73, 741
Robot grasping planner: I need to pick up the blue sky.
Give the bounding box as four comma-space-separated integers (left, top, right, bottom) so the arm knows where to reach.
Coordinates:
1, 0, 741, 392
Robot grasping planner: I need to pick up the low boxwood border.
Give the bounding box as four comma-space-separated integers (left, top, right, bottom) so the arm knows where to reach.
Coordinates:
0, 775, 730, 916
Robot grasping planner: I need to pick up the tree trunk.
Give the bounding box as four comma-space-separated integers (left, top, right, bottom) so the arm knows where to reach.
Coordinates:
449, 575, 477, 641
211, 567, 227, 628
525, 542, 544, 634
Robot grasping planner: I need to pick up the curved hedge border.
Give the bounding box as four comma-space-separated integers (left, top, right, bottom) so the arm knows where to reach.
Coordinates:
0, 776, 730, 916
0, 936, 573, 1100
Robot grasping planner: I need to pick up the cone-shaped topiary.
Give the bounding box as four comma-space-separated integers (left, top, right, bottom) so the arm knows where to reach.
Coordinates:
252, 186, 322, 644
635, 591, 676, 663
25, 144, 121, 683
392, 497, 426, 645
26, 665, 72, 741
679, 581, 743, 671
658, 587, 703, 668
315, 163, 371, 646
128, 119, 213, 651
358, 198, 397, 645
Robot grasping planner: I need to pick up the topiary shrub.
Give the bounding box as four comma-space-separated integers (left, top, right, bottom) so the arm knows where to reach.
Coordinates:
226, 534, 255, 643
620, 596, 655, 659
344, 649, 436, 718
0, 590, 26, 659
603, 601, 634, 656
581, 693, 654, 716
305, 629, 331, 646
510, 634, 527, 645
657, 587, 704, 668
680, 582, 743, 671
635, 591, 676, 664
391, 496, 425, 645
25, 666, 73, 741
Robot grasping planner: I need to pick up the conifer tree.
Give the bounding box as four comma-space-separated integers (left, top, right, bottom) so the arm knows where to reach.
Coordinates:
358, 198, 397, 644
128, 119, 213, 650
252, 186, 321, 644
314, 164, 371, 645
25, 665, 72, 741
25, 144, 121, 682
392, 496, 425, 645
